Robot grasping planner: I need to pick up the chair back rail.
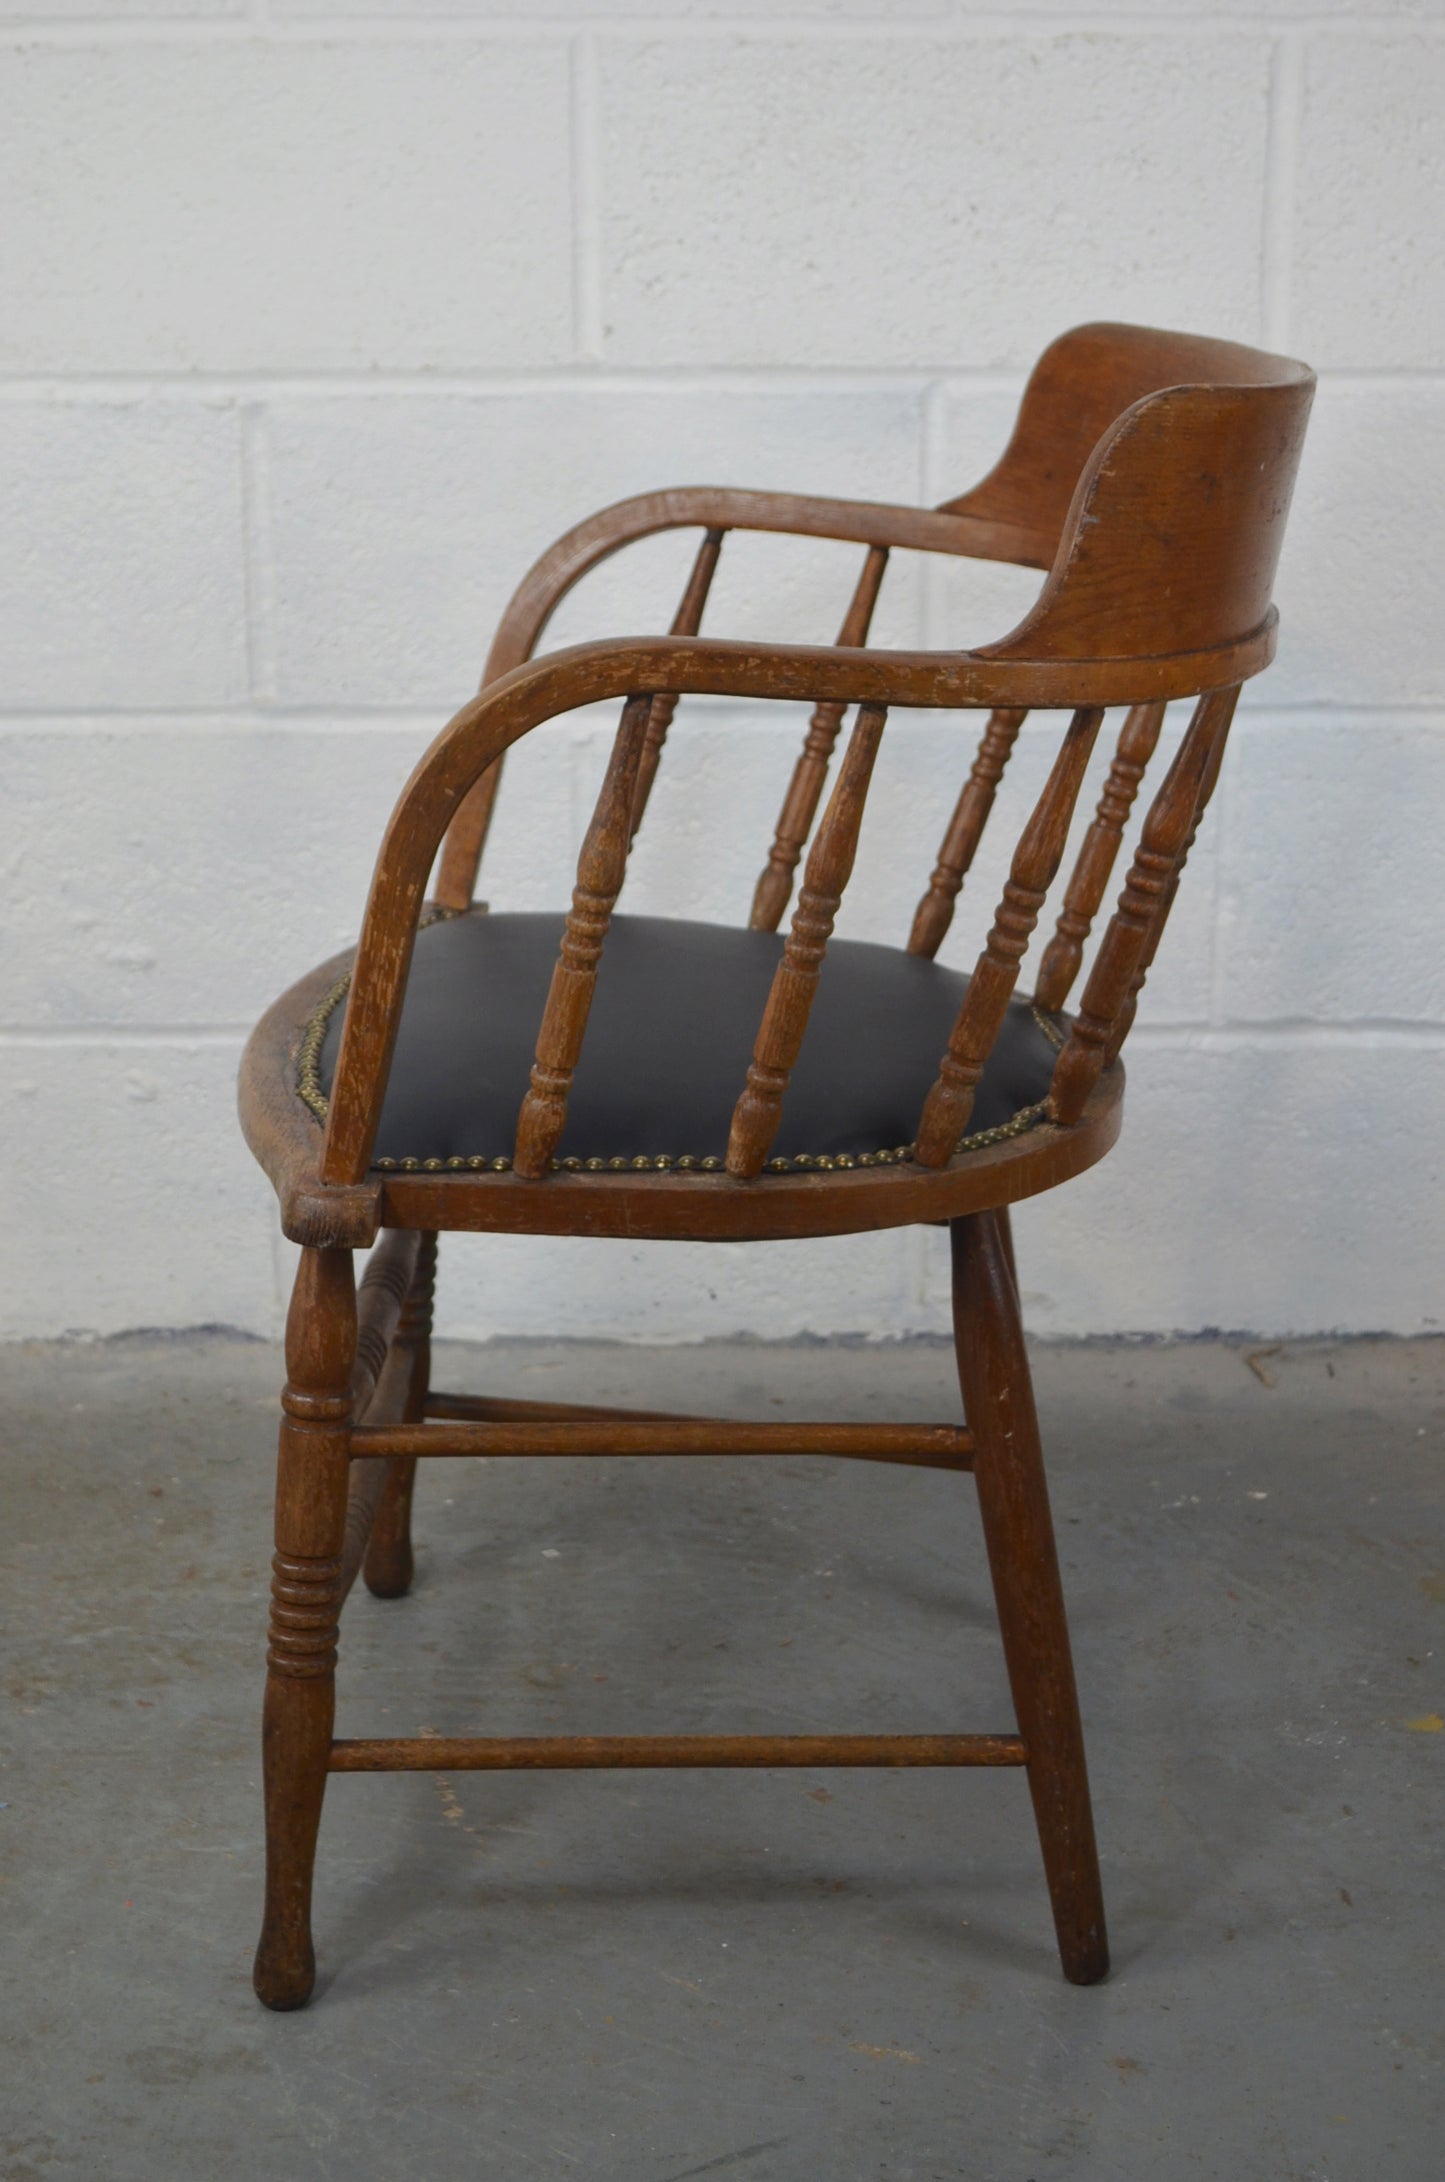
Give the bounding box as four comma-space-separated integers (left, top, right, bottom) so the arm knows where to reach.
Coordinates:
1032, 700, 1167, 1012
749, 545, 890, 933
908, 708, 1028, 960
914, 706, 1106, 1167
1047, 686, 1239, 1127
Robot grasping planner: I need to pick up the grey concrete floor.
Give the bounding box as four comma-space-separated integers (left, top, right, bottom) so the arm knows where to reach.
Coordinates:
1, 1332, 1441, 2182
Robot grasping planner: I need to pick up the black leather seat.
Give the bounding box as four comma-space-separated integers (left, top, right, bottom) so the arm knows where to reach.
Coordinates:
308, 910, 1063, 1173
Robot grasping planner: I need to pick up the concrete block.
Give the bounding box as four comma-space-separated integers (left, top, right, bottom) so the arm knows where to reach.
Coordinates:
0, 42, 571, 372
0, 403, 247, 709
596, 33, 1270, 367
1217, 715, 1445, 1025
266, 387, 924, 707
1295, 34, 1445, 368
0, 725, 452, 1028
1267, 383, 1445, 708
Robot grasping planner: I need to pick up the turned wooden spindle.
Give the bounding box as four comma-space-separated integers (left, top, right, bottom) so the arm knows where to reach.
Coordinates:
1102, 687, 1238, 1068
907, 708, 1028, 958
513, 693, 652, 1179
363, 1230, 437, 1601
1048, 687, 1239, 1126
253, 1245, 357, 2012
629, 528, 725, 842
914, 706, 1105, 1167
728, 702, 888, 1177
749, 546, 889, 932
1033, 701, 1167, 1011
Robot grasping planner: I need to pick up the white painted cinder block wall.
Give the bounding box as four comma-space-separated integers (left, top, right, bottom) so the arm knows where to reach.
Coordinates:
2, 0, 1441, 1343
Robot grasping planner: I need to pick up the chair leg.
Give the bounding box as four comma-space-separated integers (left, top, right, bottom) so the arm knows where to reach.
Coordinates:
950, 1211, 1109, 1985
254, 1245, 357, 2012
364, 1232, 437, 1600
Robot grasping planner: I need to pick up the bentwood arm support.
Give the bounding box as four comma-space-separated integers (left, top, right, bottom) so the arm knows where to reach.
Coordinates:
434, 488, 1058, 910
478, 489, 1057, 688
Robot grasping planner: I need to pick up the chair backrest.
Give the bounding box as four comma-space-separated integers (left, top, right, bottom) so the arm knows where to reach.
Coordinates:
940, 321, 1310, 567
320, 324, 1313, 1192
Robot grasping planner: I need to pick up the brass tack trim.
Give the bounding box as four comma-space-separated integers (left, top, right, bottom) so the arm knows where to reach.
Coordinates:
299, 925, 1069, 1177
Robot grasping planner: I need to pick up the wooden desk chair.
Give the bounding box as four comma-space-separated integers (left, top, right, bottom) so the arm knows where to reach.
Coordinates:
239, 322, 1314, 2009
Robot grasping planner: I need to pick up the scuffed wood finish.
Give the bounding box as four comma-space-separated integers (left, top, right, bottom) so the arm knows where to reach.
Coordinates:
247, 949, 1124, 1248
353, 1415, 974, 1470
513, 693, 652, 1179
349, 1227, 421, 1415
338, 1336, 413, 1603
1104, 694, 1235, 1068
335, 1227, 423, 1603
241, 324, 1315, 2004
1048, 687, 1239, 1126
432, 488, 1034, 913
433, 324, 1311, 916
253, 1246, 356, 2013
1034, 700, 1167, 1010
908, 707, 1027, 958
951, 1212, 1107, 1983
376, 1072, 1124, 1243
363, 1229, 436, 1600
318, 619, 1284, 1195
915, 706, 1104, 1166
630, 527, 725, 842
728, 702, 888, 1177
750, 545, 889, 931
331, 1734, 1026, 1772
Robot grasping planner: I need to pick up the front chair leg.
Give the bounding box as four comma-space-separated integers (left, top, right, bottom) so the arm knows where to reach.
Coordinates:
254, 1246, 357, 2012
364, 1232, 437, 1600
950, 1211, 1109, 1985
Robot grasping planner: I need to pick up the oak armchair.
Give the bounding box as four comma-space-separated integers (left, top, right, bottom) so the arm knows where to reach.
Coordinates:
239, 322, 1314, 2008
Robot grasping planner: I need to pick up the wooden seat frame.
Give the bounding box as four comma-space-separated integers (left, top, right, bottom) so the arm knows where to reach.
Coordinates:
239, 323, 1314, 2008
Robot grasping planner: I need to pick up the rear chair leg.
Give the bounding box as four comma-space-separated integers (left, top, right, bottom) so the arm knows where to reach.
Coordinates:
253, 1246, 356, 2012
364, 1232, 437, 1600
950, 1211, 1109, 1985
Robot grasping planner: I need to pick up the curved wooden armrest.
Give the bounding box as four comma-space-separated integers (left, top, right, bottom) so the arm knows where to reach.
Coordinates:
323, 621, 1275, 1188
444, 489, 1053, 913
483, 488, 1053, 684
